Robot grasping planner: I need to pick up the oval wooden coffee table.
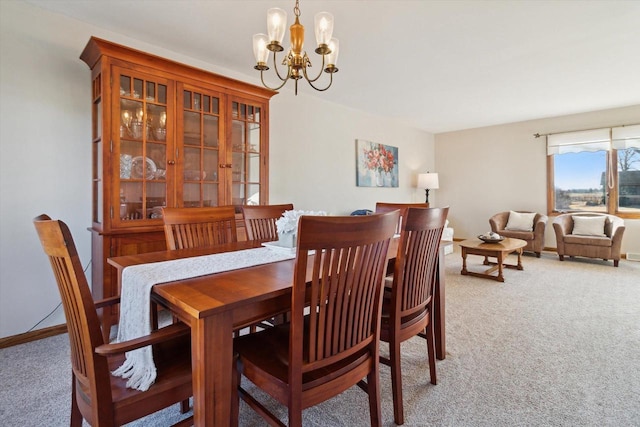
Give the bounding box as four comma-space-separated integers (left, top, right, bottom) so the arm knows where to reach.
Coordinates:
459, 237, 527, 282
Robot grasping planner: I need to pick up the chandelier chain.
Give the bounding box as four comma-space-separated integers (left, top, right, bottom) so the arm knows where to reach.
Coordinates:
294, 0, 301, 18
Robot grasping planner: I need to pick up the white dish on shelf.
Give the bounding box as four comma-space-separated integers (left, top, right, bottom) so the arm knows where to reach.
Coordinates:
131, 156, 157, 179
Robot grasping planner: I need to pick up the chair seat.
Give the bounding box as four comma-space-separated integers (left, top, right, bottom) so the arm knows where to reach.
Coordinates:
564, 234, 612, 247
379, 305, 430, 343
235, 320, 372, 393
79, 335, 192, 425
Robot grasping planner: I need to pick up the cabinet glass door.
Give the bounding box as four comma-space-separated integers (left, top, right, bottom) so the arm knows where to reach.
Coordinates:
116, 69, 171, 223
231, 101, 263, 211
92, 72, 103, 225
180, 86, 221, 207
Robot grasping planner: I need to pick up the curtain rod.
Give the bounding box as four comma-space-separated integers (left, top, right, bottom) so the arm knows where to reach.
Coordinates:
533, 122, 640, 139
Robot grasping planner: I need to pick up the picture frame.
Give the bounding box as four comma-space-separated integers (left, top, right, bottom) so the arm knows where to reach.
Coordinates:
356, 139, 399, 187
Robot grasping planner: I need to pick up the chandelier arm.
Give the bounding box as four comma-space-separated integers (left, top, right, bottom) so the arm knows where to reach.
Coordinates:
305, 70, 333, 92
271, 51, 291, 82
301, 54, 327, 83
260, 68, 292, 92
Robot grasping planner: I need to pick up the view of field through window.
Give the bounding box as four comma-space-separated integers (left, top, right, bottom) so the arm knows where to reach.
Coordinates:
554, 148, 640, 214
554, 151, 607, 211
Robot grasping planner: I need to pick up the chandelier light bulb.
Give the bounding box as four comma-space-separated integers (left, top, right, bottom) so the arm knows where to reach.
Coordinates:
253, 33, 270, 65
314, 12, 334, 47
267, 8, 287, 46
326, 38, 339, 67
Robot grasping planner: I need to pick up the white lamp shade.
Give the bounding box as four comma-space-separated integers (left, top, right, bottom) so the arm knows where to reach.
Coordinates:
267, 8, 287, 44
418, 173, 439, 189
314, 12, 334, 46
326, 38, 339, 65
253, 34, 269, 64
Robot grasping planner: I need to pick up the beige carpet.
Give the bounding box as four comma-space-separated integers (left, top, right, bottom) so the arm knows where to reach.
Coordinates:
2, 246, 639, 426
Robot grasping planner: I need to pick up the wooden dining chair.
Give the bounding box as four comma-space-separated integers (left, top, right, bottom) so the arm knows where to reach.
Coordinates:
241, 203, 294, 242
241, 203, 294, 331
162, 206, 237, 250
232, 211, 400, 427
33, 215, 193, 427
379, 206, 449, 425
375, 202, 429, 234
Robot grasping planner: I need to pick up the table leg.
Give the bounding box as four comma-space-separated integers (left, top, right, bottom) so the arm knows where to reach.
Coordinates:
496, 252, 505, 282
101, 309, 113, 343
434, 247, 446, 360
192, 311, 233, 426
461, 247, 468, 275
517, 248, 524, 270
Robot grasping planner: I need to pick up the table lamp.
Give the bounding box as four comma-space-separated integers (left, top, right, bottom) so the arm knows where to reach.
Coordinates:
418, 172, 439, 204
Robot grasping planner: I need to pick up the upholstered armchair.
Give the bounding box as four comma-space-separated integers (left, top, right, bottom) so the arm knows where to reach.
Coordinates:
489, 211, 548, 257
553, 213, 625, 267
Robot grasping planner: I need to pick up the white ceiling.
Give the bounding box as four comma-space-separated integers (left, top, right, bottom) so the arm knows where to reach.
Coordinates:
25, 0, 640, 133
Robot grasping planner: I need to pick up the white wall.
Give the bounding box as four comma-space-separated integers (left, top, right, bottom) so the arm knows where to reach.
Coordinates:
435, 105, 640, 255
0, 2, 434, 338
269, 93, 432, 213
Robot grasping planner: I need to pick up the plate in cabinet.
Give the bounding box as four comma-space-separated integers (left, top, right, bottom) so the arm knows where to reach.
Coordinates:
131, 156, 157, 179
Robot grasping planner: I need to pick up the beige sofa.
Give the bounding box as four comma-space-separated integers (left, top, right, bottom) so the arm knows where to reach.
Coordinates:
489, 211, 548, 257
553, 213, 625, 267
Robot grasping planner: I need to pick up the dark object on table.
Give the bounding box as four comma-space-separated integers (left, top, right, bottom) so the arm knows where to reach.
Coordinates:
351, 209, 373, 215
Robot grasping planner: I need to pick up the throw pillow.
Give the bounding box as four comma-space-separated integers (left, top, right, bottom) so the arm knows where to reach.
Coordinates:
571, 215, 606, 237
505, 211, 536, 231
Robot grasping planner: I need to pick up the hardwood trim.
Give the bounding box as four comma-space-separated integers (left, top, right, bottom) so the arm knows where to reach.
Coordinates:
546, 154, 554, 216
0, 324, 67, 349
81, 37, 277, 100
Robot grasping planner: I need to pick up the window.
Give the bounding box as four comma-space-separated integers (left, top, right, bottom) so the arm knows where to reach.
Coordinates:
547, 125, 640, 218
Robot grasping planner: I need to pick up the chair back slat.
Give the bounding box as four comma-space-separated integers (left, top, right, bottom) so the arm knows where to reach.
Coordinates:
242, 203, 293, 241
162, 206, 237, 250
292, 211, 399, 371
33, 215, 107, 389
394, 207, 449, 319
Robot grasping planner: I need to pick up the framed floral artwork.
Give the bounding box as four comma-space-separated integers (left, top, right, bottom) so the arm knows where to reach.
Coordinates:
356, 139, 399, 187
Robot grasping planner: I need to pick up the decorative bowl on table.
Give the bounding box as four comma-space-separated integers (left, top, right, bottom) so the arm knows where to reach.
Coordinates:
477, 234, 504, 243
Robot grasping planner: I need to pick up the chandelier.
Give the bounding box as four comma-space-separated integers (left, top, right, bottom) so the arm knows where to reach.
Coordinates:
252, 0, 339, 95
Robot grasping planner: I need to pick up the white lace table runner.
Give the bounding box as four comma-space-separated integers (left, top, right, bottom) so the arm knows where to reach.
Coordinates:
113, 247, 296, 391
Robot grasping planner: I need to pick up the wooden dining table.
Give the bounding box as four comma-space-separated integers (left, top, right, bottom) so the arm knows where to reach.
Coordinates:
108, 239, 451, 426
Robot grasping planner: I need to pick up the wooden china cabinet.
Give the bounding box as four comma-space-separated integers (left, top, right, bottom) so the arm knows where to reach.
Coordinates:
80, 37, 275, 331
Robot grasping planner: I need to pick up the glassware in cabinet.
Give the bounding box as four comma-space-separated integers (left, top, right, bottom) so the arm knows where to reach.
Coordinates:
231, 100, 263, 208
116, 70, 170, 222
180, 86, 222, 208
